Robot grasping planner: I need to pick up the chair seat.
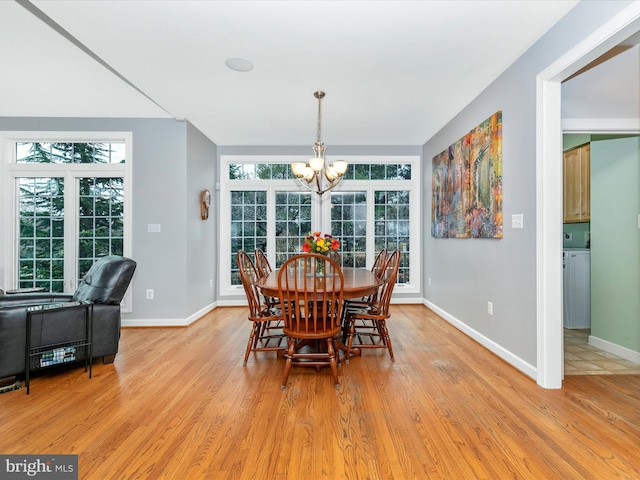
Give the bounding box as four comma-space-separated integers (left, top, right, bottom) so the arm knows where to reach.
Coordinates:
283, 323, 342, 339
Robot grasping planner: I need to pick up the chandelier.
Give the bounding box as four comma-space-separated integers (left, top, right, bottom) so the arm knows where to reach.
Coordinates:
291, 91, 348, 196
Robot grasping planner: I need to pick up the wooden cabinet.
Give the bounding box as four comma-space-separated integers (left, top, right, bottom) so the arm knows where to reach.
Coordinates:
563, 144, 590, 223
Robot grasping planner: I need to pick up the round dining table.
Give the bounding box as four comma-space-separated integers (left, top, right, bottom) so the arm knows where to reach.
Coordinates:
256, 266, 381, 358
256, 267, 381, 300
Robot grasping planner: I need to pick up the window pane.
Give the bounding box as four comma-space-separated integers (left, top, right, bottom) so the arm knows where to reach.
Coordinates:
16, 142, 124, 164
18, 178, 65, 292
331, 191, 367, 268
109, 143, 126, 163
229, 163, 296, 180
371, 164, 385, 180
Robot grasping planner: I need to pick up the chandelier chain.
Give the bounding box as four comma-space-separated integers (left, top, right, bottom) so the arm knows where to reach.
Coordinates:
316, 93, 322, 144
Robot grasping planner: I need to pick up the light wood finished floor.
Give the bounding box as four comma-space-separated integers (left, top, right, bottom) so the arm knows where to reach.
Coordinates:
1, 305, 639, 479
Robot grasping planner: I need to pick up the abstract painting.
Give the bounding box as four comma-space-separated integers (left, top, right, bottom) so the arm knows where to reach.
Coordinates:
431, 138, 470, 238
432, 111, 502, 239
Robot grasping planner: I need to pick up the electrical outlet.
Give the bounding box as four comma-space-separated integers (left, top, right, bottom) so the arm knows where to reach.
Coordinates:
146, 289, 154, 300
428, 277, 432, 287
487, 301, 493, 315
209, 279, 213, 288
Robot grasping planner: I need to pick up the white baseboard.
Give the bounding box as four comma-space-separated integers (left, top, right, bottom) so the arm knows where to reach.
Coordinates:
423, 299, 537, 380
588, 335, 640, 365
122, 302, 218, 327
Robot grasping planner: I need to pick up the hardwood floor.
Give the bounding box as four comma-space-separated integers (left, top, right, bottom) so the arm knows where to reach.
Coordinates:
1, 305, 639, 479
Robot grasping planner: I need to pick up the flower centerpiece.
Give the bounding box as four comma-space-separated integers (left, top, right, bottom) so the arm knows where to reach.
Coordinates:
302, 232, 340, 276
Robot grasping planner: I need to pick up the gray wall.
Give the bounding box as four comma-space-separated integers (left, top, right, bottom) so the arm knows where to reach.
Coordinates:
422, 1, 635, 368
186, 123, 217, 315
0, 117, 217, 324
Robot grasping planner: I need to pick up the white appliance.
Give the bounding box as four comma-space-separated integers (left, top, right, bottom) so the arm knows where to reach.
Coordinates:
563, 249, 591, 329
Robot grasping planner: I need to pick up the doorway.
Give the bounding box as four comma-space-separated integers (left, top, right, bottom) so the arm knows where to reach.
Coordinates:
537, 3, 640, 388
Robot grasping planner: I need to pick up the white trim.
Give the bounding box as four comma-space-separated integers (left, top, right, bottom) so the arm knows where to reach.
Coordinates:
123, 302, 218, 327
562, 118, 640, 133
537, 2, 640, 389
424, 300, 537, 380
589, 335, 640, 366
536, 78, 564, 389
1, 131, 133, 143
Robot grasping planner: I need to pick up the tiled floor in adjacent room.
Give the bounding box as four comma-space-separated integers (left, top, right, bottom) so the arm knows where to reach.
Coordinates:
564, 328, 640, 375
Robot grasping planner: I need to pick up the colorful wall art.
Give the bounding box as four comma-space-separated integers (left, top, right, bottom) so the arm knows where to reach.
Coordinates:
432, 111, 502, 238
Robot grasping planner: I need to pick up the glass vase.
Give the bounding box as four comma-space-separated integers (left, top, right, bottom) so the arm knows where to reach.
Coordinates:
316, 257, 325, 277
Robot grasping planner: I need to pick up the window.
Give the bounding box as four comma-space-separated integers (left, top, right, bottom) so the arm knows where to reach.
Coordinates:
1, 132, 132, 309
219, 155, 420, 298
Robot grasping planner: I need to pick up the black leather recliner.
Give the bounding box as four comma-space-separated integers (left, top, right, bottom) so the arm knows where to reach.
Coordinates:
0, 255, 136, 380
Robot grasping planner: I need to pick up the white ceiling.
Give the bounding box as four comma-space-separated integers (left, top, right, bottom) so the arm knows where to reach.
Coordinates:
1, 0, 581, 146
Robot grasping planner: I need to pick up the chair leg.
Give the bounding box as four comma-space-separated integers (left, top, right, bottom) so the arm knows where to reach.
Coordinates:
281, 338, 296, 391
345, 317, 355, 364
243, 323, 260, 366
327, 339, 340, 389
379, 320, 395, 362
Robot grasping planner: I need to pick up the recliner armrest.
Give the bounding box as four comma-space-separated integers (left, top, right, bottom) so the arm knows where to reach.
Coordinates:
0, 293, 73, 308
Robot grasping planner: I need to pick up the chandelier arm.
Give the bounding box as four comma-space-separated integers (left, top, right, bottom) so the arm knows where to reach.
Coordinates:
314, 171, 323, 192
295, 175, 343, 196
295, 177, 316, 192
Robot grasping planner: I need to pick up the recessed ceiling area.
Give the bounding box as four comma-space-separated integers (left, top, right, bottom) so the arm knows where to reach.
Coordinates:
1, 0, 582, 146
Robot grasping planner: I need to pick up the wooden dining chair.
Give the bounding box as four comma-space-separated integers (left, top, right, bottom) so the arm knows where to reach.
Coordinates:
277, 253, 344, 390
237, 250, 285, 366
340, 248, 388, 327
253, 249, 272, 279
371, 248, 388, 278
254, 249, 279, 310
343, 250, 400, 363
328, 250, 342, 267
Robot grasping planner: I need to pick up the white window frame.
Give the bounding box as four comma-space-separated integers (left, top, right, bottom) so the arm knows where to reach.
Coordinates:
219, 154, 421, 298
0, 131, 133, 312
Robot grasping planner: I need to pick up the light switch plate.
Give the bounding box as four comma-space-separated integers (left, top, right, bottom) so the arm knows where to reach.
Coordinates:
512, 214, 523, 229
